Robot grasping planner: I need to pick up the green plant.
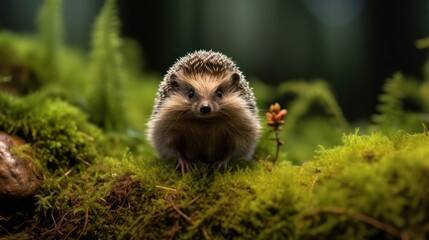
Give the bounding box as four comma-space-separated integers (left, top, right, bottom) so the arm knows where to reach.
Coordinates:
278, 79, 349, 131
36, 0, 63, 82
265, 102, 287, 164
260, 80, 348, 164
372, 72, 427, 133
88, 0, 128, 132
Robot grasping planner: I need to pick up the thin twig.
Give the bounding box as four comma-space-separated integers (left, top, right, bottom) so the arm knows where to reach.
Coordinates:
162, 220, 182, 238
188, 195, 201, 205
112, 187, 135, 223
63, 168, 73, 177
202, 225, 211, 239
63, 226, 78, 239
0, 225, 10, 235
165, 197, 192, 223
156, 185, 178, 192
77, 207, 89, 240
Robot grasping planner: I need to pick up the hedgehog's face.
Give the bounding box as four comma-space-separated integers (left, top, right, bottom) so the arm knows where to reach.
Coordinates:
168, 71, 241, 118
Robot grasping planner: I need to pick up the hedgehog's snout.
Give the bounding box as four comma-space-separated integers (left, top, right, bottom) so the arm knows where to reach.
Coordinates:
200, 103, 212, 113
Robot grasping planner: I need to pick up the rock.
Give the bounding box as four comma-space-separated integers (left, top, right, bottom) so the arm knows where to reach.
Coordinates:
0, 132, 40, 213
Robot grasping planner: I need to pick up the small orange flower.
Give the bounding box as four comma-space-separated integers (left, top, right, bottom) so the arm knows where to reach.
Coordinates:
270, 102, 281, 114
266, 103, 287, 127
266, 102, 287, 164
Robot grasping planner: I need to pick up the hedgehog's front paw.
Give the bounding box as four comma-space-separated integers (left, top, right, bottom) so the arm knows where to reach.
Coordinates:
176, 157, 192, 174
212, 157, 231, 171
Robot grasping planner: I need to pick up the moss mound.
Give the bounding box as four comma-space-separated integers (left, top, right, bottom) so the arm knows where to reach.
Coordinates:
5, 128, 424, 239
0, 93, 101, 171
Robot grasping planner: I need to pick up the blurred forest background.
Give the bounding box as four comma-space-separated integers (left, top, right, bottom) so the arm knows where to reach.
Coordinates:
1, 0, 429, 121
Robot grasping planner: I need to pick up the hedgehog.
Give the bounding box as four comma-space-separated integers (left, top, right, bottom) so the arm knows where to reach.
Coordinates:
146, 50, 261, 172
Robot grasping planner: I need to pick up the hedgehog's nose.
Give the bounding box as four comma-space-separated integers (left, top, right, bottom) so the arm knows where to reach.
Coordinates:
200, 103, 212, 113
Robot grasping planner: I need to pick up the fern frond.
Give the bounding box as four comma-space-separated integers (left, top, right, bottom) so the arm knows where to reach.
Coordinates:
372, 72, 423, 132
372, 73, 405, 127
36, 0, 63, 80
88, 0, 127, 132
278, 80, 349, 130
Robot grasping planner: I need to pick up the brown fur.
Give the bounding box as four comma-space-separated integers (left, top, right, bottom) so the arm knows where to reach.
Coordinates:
147, 50, 261, 170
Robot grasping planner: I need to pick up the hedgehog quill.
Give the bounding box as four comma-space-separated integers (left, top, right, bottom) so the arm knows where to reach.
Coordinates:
147, 50, 261, 173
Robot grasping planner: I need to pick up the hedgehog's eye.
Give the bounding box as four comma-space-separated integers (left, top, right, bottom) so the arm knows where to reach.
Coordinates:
188, 90, 195, 98
216, 91, 223, 98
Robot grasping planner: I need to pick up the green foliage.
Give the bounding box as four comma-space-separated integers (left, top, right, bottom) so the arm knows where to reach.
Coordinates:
0, 30, 89, 103
256, 79, 348, 164
0, 92, 101, 171
36, 0, 63, 81
88, 0, 128, 132
1, 0, 149, 133
372, 72, 425, 133
278, 79, 349, 131
0, 32, 45, 94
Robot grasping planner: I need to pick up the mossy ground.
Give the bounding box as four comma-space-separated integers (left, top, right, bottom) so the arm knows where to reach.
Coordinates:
1, 84, 428, 239
1, 0, 429, 238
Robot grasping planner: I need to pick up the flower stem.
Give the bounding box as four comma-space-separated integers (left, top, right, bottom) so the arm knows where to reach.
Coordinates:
273, 127, 282, 164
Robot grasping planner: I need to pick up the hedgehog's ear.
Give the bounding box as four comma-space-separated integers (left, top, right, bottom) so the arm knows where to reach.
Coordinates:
230, 73, 241, 92
169, 74, 180, 92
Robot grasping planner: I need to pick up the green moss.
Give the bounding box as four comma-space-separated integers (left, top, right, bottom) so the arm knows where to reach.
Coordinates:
4, 131, 420, 239
299, 134, 429, 239
0, 92, 101, 172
